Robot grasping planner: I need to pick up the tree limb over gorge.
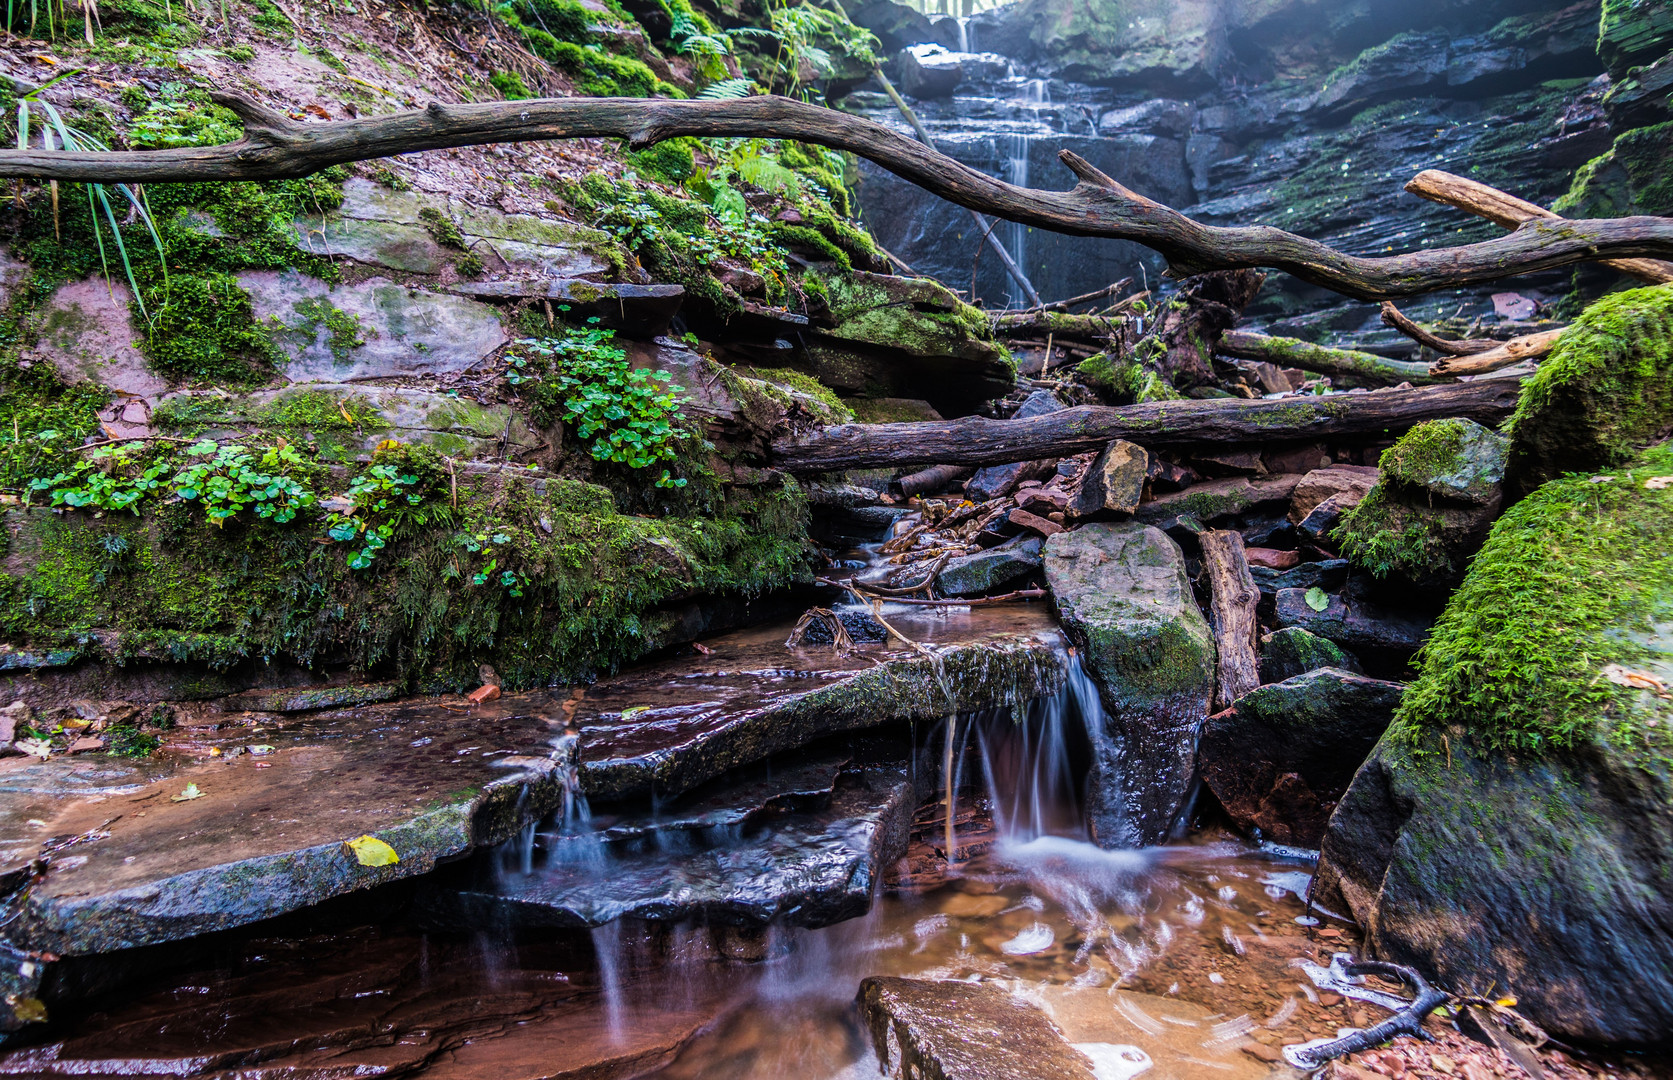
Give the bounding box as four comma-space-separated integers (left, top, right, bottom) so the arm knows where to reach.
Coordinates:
2, 90, 1672, 301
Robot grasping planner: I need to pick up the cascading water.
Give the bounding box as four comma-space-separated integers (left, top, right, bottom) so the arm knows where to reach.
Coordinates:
955, 14, 971, 53
1003, 132, 1032, 308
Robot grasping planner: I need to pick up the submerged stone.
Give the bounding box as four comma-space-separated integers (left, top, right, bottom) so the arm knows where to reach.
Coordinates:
1198, 667, 1404, 847
1043, 523, 1216, 847
859, 976, 1099, 1080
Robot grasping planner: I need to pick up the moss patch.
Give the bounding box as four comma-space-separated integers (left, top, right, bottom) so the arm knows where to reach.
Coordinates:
1394, 443, 1673, 756
1506, 283, 1673, 487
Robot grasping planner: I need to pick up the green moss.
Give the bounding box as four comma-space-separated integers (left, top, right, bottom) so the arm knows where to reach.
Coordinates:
288, 298, 366, 361
1335, 486, 1458, 583
769, 223, 851, 270
1, 471, 814, 690
1076, 352, 1180, 404
0, 362, 108, 491
1394, 443, 1673, 756
140, 272, 282, 384
1379, 417, 1468, 485
628, 138, 698, 183
1598, 0, 1673, 77
490, 70, 535, 100
1507, 283, 1673, 486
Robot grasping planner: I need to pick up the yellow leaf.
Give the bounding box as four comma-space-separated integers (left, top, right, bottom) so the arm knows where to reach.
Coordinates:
171, 783, 205, 802
346, 835, 399, 867
6, 996, 46, 1023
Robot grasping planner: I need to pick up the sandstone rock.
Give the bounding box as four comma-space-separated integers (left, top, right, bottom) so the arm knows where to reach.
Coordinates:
860, 977, 1098, 1080
1275, 587, 1432, 654
1044, 523, 1216, 846
243, 270, 507, 382
1133, 474, 1301, 528
1250, 558, 1349, 599
218, 682, 400, 714
31, 278, 171, 401
968, 391, 1068, 501
1599, 0, 1673, 78
1199, 667, 1403, 846
1259, 625, 1360, 684
936, 536, 1045, 597
1289, 466, 1379, 523
1296, 491, 1355, 547
1098, 98, 1196, 137
450, 279, 684, 337
1068, 439, 1150, 520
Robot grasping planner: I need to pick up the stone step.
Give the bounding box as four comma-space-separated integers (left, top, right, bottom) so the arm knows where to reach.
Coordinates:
449, 279, 685, 337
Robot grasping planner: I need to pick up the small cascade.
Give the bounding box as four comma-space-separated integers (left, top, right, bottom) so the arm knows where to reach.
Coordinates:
976, 649, 1103, 843
1021, 77, 1050, 104
1003, 132, 1032, 309
955, 15, 971, 53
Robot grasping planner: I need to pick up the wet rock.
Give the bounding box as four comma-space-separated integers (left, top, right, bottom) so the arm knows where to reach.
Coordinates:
1250, 558, 1349, 599
848, 0, 957, 53
1044, 523, 1216, 847
1274, 587, 1433, 654
859, 976, 1099, 1080
1337, 419, 1510, 589
812, 504, 909, 546
1317, 445, 1673, 1045
217, 682, 400, 713
1290, 466, 1379, 523
797, 609, 889, 645
936, 536, 1045, 598
0, 699, 571, 977
242, 270, 507, 382
968, 391, 1067, 501
1199, 668, 1404, 846
1133, 474, 1301, 529
434, 759, 920, 929
1068, 439, 1150, 520
973, 0, 1224, 91
1599, 0, 1673, 77
1259, 626, 1361, 684
897, 43, 964, 98
1098, 98, 1195, 137
1295, 492, 1355, 547
576, 612, 1066, 802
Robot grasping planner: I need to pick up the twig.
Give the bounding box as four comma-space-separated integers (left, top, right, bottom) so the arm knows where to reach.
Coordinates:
1010, 278, 1131, 316
1379, 301, 1494, 356
819, 578, 1044, 606
1429, 328, 1564, 376
1283, 959, 1450, 1069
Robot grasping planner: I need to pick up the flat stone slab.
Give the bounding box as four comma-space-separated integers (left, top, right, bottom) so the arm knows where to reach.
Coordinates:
860, 976, 1099, 1080
435, 756, 919, 929
450, 279, 685, 337
574, 604, 1066, 802
0, 697, 570, 958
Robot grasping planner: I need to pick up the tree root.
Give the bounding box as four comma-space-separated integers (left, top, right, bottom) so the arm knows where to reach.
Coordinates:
1283, 959, 1451, 1070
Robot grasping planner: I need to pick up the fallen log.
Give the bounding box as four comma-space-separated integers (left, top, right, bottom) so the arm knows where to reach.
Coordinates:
994, 311, 1125, 339
1377, 302, 1493, 355
898, 463, 974, 497
771, 379, 1522, 473
1201, 530, 1260, 710
7, 88, 1673, 300
1217, 330, 1445, 386
1430, 328, 1564, 377
1405, 170, 1673, 284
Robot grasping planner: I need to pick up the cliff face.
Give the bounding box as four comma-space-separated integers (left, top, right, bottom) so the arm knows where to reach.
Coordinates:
848, 0, 1668, 343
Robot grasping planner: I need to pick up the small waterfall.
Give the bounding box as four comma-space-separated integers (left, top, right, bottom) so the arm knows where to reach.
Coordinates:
955, 15, 972, 53
974, 650, 1103, 843
1021, 78, 1050, 104
1003, 133, 1033, 309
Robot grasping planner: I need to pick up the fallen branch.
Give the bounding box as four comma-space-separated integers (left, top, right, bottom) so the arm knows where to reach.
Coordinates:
1430, 327, 1564, 376
1219, 330, 1444, 386
1378, 302, 1493, 356
1011, 278, 1131, 316
772, 380, 1521, 472
6, 90, 1673, 300
819, 579, 1045, 606
1406, 170, 1673, 285
1283, 959, 1450, 1069
994, 310, 1125, 339
1201, 530, 1259, 710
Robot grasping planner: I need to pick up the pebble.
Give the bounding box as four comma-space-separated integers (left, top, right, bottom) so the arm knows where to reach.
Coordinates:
1241, 1043, 1282, 1063
1430, 1054, 1456, 1074
1318, 992, 1342, 1006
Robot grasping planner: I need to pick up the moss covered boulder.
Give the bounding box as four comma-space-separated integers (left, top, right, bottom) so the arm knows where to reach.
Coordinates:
1315, 444, 1673, 1045
1506, 283, 1673, 491
1259, 625, 1360, 684
1044, 522, 1216, 847
1336, 418, 1509, 588
1554, 122, 1673, 221
1598, 0, 1673, 79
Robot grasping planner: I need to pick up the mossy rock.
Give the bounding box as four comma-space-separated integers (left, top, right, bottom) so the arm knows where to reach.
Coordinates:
1505, 282, 1673, 491
1598, 0, 1673, 78
1553, 122, 1673, 221
1259, 626, 1360, 684
1314, 443, 1673, 1044
1336, 418, 1509, 588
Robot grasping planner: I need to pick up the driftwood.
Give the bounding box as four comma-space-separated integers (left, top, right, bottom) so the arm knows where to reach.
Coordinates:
7, 91, 1673, 300
1430, 328, 1564, 377
1283, 959, 1450, 1069
771, 379, 1522, 472
1200, 530, 1260, 710
898, 463, 974, 497
1011, 278, 1131, 316
819, 579, 1045, 606
1218, 330, 1443, 386
1406, 170, 1673, 285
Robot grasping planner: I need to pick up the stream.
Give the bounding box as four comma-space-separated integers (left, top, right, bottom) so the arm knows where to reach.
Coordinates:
0, 542, 1362, 1079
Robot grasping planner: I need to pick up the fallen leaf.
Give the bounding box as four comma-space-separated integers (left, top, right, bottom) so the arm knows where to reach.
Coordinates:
621, 705, 651, 719
1304, 586, 1331, 612
346, 835, 399, 867
692, 642, 714, 656
1601, 663, 1671, 697
1644, 476, 1673, 490
16, 738, 52, 760
7, 996, 46, 1023
303, 103, 332, 119
171, 783, 206, 802
247, 744, 275, 756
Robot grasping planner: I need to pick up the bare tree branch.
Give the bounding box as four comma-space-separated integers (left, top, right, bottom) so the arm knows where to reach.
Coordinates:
4, 91, 1673, 301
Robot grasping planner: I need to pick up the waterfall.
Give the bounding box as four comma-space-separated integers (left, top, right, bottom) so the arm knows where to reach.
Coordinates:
974, 650, 1104, 843
1004, 133, 1032, 309
955, 15, 971, 53
1022, 78, 1050, 104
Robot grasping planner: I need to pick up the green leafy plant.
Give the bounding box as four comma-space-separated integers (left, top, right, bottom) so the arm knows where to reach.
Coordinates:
324, 443, 443, 568
172, 439, 319, 525
453, 530, 529, 596
504, 328, 694, 486
27, 438, 171, 512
